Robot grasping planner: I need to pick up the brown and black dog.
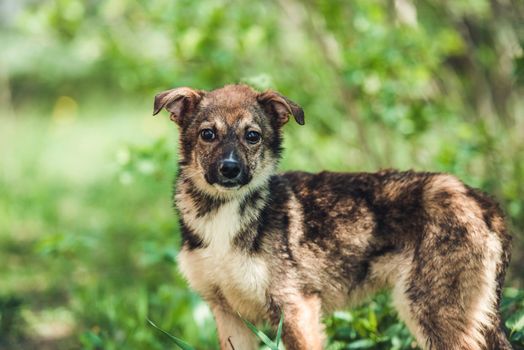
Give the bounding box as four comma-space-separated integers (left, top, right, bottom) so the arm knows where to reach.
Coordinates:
153, 84, 512, 350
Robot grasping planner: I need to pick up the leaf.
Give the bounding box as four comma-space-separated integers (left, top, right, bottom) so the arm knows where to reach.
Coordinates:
240, 314, 278, 350
333, 326, 354, 341
347, 339, 376, 349
383, 323, 403, 337
80, 331, 103, 348
333, 311, 354, 323
147, 319, 195, 350
506, 309, 524, 333
367, 308, 377, 332
275, 311, 284, 347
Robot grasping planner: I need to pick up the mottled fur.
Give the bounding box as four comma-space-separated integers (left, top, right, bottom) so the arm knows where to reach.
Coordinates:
153, 84, 512, 350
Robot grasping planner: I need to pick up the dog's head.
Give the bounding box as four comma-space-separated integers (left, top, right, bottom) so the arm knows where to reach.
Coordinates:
153, 84, 304, 195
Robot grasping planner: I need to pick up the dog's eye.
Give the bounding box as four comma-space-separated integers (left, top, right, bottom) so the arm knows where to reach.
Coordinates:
245, 131, 261, 144
200, 129, 216, 142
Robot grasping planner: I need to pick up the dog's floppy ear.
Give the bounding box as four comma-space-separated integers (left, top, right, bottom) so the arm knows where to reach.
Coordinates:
153, 87, 205, 125
257, 90, 305, 126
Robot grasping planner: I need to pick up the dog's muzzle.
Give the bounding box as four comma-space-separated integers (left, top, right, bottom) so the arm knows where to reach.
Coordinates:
219, 159, 241, 179
217, 159, 246, 188
210, 151, 250, 188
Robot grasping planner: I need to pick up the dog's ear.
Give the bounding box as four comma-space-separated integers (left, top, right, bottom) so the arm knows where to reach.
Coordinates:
153, 87, 205, 125
257, 90, 305, 126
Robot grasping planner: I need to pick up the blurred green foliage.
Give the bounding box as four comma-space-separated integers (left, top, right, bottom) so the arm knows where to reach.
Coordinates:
1, 0, 523, 348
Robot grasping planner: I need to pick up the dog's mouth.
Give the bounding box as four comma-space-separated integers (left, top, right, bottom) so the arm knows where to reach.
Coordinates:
204, 172, 251, 190
218, 180, 242, 188
213, 182, 241, 192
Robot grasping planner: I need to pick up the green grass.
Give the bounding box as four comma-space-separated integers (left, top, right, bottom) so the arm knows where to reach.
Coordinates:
146, 312, 284, 350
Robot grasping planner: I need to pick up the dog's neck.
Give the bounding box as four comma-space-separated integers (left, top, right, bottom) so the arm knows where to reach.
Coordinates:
175, 169, 271, 253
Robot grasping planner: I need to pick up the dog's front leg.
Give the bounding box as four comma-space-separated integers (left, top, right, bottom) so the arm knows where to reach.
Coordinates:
279, 294, 325, 350
211, 305, 258, 350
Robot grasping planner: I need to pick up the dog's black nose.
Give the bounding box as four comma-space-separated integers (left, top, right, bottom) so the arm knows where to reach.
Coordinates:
219, 160, 241, 179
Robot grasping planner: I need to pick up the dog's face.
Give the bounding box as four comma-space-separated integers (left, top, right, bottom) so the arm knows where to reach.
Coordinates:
153, 85, 304, 194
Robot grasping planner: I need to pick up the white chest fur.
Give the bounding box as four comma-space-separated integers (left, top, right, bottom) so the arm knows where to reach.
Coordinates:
177, 195, 269, 318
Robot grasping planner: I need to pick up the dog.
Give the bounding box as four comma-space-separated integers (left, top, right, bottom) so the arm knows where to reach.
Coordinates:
153, 84, 512, 350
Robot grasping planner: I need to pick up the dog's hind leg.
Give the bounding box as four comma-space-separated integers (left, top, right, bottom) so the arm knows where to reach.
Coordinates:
392, 235, 504, 350
392, 214, 510, 348
388, 175, 512, 349
471, 187, 513, 350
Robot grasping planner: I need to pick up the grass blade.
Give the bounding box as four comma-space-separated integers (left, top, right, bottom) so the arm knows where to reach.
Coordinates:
275, 311, 284, 347
147, 318, 196, 350
240, 314, 278, 350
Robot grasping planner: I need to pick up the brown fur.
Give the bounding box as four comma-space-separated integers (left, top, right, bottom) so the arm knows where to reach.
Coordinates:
153, 84, 512, 350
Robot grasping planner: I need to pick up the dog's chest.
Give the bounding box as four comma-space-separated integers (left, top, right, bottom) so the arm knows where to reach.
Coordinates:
177, 199, 269, 317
